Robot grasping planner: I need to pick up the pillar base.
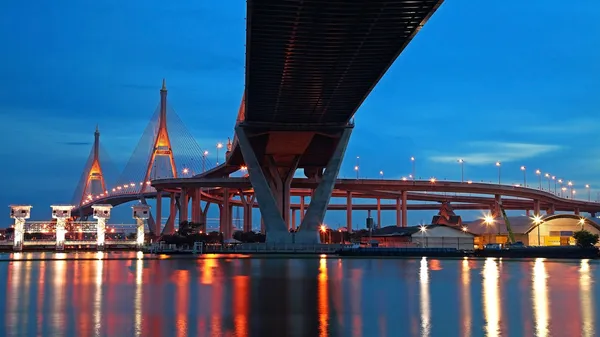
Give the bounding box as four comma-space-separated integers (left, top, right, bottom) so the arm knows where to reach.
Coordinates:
292, 230, 321, 244
265, 230, 294, 244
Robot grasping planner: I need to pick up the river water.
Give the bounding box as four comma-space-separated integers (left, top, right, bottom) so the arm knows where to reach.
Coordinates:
0, 252, 596, 337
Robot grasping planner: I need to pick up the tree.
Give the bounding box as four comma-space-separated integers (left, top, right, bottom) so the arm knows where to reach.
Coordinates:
572, 230, 599, 248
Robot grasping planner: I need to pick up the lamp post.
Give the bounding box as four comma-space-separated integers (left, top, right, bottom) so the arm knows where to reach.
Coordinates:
552, 176, 556, 194
379, 170, 384, 179
544, 173, 551, 191
216, 142, 223, 165
483, 214, 495, 244
495, 161, 501, 184
558, 179, 563, 197
568, 181, 573, 198
586, 184, 590, 201
202, 150, 208, 173
411, 157, 416, 180
520, 166, 526, 187
535, 169, 541, 189
458, 159, 464, 182
561, 186, 567, 198
355, 156, 360, 179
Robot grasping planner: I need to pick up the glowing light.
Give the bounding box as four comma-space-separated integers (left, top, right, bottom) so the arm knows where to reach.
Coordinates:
419, 225, 427, 233
182, 168, 189, 174
531, 215, 543, 225
483, 214, 495, 225
240, 166, 247, 171
521, 166, 526, 171
467, 180, 473, 184
462, 226, 468, 232
579, 259, 595, 336
203, 150, 209, 156
401, 177, 407, 181
495, 161, 501, 167
320, 225, 327, 233
532, 258, 549, 337
483, 258, 500, 337
217, 142, 223, 149
429, 177, 436, 183
419, 257, 430, 336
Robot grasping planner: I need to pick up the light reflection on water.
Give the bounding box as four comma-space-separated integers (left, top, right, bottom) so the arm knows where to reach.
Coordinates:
0, 252, 598, 337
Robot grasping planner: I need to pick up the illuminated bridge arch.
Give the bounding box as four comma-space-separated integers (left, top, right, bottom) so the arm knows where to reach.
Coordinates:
525, 214, 600, 234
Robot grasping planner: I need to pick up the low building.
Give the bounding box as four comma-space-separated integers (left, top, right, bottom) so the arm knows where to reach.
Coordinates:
365, 224, 475, 250
465, 214, 600, 247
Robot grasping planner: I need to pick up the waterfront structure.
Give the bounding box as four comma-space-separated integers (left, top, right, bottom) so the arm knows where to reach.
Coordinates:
366, 224, 474, 250
468, 215, 600, 247
132, 204, 150, 248
92, 204, 112, 249
9, 205, 31, 251
51, 205, 73, 251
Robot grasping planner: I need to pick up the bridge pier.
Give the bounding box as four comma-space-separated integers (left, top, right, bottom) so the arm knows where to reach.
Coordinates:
162, 192, 177, 235
533, 199, 541, 216
219, 189, 232, 239
180, 189, 189, 223
347, 192, 353, 231
575, 208, 580, 216
402, 191, 408, 227
239, 192, 255, 232
155, 190, 162, 235
376, 198, 381, 229
236, 125, 352, 243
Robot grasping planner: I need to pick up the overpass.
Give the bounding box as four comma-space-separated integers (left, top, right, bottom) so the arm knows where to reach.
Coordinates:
197, 0, 446, 243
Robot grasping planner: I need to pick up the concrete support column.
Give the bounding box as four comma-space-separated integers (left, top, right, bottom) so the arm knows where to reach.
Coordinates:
180, 189, 189, 223
260, 217, 265, 234
163, 192, 177, 235
396, 197, 401, 227
526, 209, 530, 217
591, 212, 596, 218
494, 194, 501, 217
132, 204, 150, 248
291, 209, 296, 231
239, 192, 255, 233
220, 189, 230, 238
235, 126, 294, 242
155, 190, 162, 234
200, 203, 210, 233
546, 204, 555, 215
300, 196, 305, 221
575, 208, 580, 216
10, 205, 31, 251
298, 128, 352, 242
346, 191, 353, 232
401, 191, 408, 227
376, 198, 381, 229
533, 199, 541, 216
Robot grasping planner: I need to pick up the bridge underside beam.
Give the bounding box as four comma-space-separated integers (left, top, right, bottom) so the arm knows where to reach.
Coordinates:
235, 124, 352, 243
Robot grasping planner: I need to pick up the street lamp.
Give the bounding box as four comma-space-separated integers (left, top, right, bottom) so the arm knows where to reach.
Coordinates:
355, 156, 360, 179
216, 142, 223, 165
544, 173, 551, 191
458, 159, 465, 182
495, 161, 501, 184
411, 157, 416, 180
379, 170, 384, 179
552, 176, 556, 194
202, 150, 208, 173
535, 169, 541, 189
568, 181, 573, 198
520, 166, 526, 187
586, 184, 590, 201
182, 168, 189, 175
483, 214, 495, 243
558, 179, 563, 196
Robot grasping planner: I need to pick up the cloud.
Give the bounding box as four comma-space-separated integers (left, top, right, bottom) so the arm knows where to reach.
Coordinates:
513, 118, 599, 134
429, 141, 563, 165
60, 141, 92, 146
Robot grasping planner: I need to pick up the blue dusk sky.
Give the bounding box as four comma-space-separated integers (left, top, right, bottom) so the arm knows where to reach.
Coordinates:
1, 1, 599, 227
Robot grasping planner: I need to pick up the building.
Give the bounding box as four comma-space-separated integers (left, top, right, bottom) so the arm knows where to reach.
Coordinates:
431, 202, 463, 227
465, 214, 600, 247
365, 224, 475, 250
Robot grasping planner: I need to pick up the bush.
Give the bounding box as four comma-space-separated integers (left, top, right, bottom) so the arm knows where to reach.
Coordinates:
572, 230, 599, 248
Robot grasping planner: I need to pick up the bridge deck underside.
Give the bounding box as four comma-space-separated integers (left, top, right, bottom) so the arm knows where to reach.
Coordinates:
246, 0, 443, 125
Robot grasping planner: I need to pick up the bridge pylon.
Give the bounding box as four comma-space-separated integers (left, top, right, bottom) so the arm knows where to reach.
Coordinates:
141, 79, 178, 235
78, 126, 108, 207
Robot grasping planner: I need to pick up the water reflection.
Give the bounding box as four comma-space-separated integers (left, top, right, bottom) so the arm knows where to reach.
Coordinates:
318, 257, 329, 337
482, 258, 500, 337
419, 257, 430, 337
134, 257, 143, 337
532, 258, 549, 337
461, 259, 472, 337
0, 254, 599, 337
579, 259, 595, 337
